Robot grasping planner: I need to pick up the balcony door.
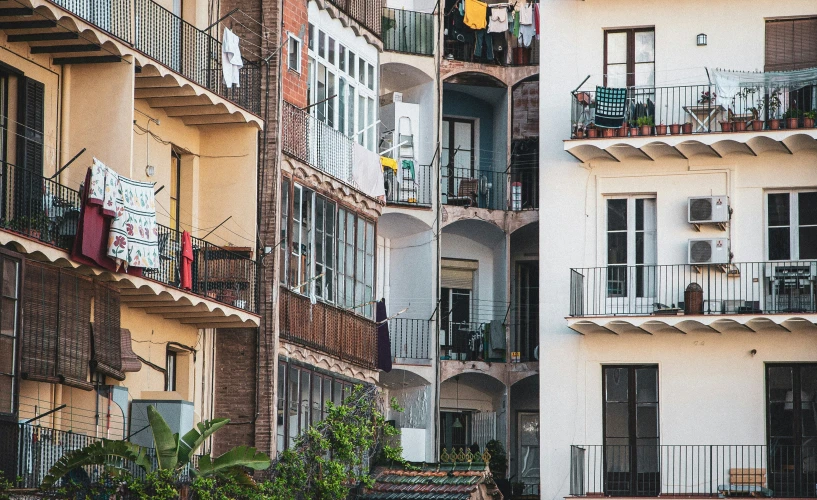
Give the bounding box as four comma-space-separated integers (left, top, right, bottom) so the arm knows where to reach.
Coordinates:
603, 365, 660, 497
442, 118, 475, 203
606, 197, 656, 315
767, 364, 817, 497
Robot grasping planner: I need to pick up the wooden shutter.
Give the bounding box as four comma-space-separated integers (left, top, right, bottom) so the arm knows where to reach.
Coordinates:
91, 283, 124, 380
15, 77, 44, 174
56, 269, 92, 390
21, 261, 59, 383
765, 18, 817, 71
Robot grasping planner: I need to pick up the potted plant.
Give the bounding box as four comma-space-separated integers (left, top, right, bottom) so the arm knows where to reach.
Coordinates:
719, 119, 733, 132
575, 125, 585, 139
9, 212, 50, 241
655, 122, 668, 135
766, 89, 782, 130
699, 89, 717, 105
683, 122, 693, 134
802, 109, 816, 128
636, 115, 654, 136
602, 127, 617, 138
586, 123, 598, 138
619, 122, 629, 137
733, 119, 748, 132
783, 106, 801, 129
747, 105, 764, 131
669, 123, 681, 135
629, 121, 640, 136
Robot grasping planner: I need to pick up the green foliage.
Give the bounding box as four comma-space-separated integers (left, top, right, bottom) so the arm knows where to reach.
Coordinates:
0, 473, 16, 500
485, 440, 508, 479
635, 115, 654, 127
783, 106, 802, 119
125, 469, 179, 500
41, 439, 152, 489
804, 110, 817, 120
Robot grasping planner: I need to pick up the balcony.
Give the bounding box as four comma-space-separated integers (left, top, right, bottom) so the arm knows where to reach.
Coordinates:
443, 12, 539, 67
384, 163, 433, 207
282, 102, 354, 186
279, 288, 378, 370
0, 162, 259, 313
568, 262, 817, 335
382, 7, 434, 56
566, 83, 817, 163
389, 318, 432, 364
37, 0, 262, 112
442, 167, 508, 211
570, 444, 817, 498
325, 0, 382, 38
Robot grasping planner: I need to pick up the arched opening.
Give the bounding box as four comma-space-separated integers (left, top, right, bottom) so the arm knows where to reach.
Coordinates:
440, 372, 506, 455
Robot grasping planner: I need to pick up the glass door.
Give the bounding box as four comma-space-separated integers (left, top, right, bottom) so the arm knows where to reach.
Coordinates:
518, 412, 540, 493
442, 118, 474, 204
606, 197, 657, 315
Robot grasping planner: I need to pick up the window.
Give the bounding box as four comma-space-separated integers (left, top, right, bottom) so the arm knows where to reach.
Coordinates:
606, 197, 656, 298
765, 17, 817, 72
276, 360, 286, 452
165, 350, 177, 391
0, 251, 21, 416
327, 36, 336, 66
314, 197, 336, 302
768, 191, 817, 260
604, 28, 655, 88
603, 365, 659, 497
338, 44, 346, 72
287, 34, 302, 73
289, 184, 314, 290
348, 51, 356, 78
367, 63, 374, 91
280, 178, 290, 284
318, 30, 326, 58
308, 23, 314, 51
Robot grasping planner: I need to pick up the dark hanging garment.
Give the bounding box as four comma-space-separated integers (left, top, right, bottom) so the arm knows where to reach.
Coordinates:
376, 298, 392, 372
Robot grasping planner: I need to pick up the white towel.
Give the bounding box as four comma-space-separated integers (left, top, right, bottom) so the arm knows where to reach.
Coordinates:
519, 3, 533, 25
222, 28, 243, 88
352, 143, 386, 201
487, 7, 508, 33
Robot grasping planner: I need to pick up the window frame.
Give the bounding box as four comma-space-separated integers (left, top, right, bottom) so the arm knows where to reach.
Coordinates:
603, 27, 656, 88
0, 248, 23, 420
766, 189, 817, 261
287, 33, 303, 74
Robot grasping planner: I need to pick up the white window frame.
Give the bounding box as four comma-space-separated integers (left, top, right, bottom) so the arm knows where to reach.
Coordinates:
766, 189, 817, 261
287, 33, 303, 73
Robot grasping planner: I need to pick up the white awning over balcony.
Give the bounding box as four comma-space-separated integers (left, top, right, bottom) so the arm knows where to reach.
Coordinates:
565, 129, 817, 163
567, 314, 817, 335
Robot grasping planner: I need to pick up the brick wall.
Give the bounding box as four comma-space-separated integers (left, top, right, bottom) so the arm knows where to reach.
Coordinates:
213, 328, 258, 455
513, 80, 539, 139
282, 0, 309, 107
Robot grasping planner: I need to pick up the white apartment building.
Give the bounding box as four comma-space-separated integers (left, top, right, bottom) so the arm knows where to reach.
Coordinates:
541, 2, 817, 500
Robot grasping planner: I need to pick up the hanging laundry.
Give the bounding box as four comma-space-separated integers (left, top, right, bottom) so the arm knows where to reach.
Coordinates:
180, 230, 193, 290
534, 3, 540, 38
519, 23, 536, 47
520, 3, 534, 25
352, 143, 386, 202
492, 32, 509, 64
488, 6, 508, 33
463, 0, 487, 30
512, 10, 520, 37
401, 159, 416, 181
375, 298, 392, 372
222, 27, 243, 88
475, 29, 494, 60
107, 175, 159, 271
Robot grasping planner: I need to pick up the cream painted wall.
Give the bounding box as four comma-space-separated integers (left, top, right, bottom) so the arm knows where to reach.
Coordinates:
539, 1, 817, 499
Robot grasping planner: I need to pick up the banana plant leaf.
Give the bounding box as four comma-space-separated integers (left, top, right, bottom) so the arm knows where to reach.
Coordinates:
177, 417, 230, 466
147, 405, 180, 471
41, 440, 151, 489
196, 446, 271, 478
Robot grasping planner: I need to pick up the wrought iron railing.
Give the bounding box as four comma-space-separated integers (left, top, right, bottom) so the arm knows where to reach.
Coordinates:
442, 166, 508, 211
382, 7, 434, 56
282, 102, 355, 185
327, 0, 383, 38
384, 162, 433, 207
569, 262, 817, 318
0, 162, 258, 313
389, 318, 431, 362
510, 166, 538, 211
440, 319, 506, 362
571, 444, 817, 498
47, 0, 261, 113
571, 83, 817, 139
279, 288, 378, 370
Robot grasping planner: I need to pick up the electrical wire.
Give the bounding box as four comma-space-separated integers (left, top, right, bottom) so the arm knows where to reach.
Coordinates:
133, 122, 249, 159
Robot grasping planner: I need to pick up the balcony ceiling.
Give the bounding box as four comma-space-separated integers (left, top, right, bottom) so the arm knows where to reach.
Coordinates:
564, 129, 817, 163
567, 314, 817, 336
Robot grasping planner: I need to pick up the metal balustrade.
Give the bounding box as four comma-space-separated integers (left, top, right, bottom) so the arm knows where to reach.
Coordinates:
442, 166, 508, 211
282, 102, 355, 185
384, 162, 433, 207
571, 444, 817, 498
569, 262, 817, 318
571, 83, 817, 140
327, 0, 383, 37
389, 318, 431, 362
0, 162, 258, 313
382, 7, 434, 56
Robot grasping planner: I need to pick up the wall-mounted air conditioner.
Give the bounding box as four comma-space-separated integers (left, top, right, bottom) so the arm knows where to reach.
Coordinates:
688, 196, 729, 224
688, 238, 729, 265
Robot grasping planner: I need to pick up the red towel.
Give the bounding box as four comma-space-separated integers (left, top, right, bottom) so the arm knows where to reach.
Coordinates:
534, 3, 540, 36
180, 230, 193, 290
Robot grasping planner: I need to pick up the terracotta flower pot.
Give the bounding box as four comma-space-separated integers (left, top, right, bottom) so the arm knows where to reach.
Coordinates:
787, 118, 799, 129
768, 119, 782, 130
733, 121, 747, 132
751, 120, 764, 131
669, 124, 681, 135
805, 118, 816, 128
575, 129, 585, 139
602, 128, 617, 138
719, 121, 732, 132
619, 125, 629, 137
655, 124, 668, 135
587, 128, 598, 138
629, 127, 640, 137
640, 125, 652, 136
683, 123, 693, 134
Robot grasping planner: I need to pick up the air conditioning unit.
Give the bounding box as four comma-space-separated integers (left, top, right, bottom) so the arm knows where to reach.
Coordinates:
688, 238, 729, 264
688, 196, 729, 224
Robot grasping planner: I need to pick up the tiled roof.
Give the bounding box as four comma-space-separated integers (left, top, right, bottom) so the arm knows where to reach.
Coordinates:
358, 464, 501, 500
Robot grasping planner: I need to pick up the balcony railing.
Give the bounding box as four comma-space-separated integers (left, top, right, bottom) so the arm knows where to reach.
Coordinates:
510, 166, 538, 211
46, 0, 261, 113
282, 102, 354, 185
442, 166, 508, 211
327, 0, 383, 37
384, 162, 433, 207
0, 162, 259, 313
382, 7, 434, 56
443, 13, 539, 67
279, 288, 378, 370
571, 444, 817, 498
569, 262, 817, 318
389, 318, 431, 362
571, 83, 817, 140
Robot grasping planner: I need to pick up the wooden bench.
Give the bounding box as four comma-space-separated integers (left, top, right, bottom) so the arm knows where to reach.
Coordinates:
718, 468, 772, 497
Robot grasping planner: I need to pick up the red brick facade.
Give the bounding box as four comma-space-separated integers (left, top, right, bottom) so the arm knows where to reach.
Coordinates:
282, 0, 309, 107
213, 328, 257, 456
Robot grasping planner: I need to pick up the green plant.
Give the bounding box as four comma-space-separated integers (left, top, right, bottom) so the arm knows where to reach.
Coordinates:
8, 212, 49, 233
635, 115, 654, 127
41, 406, 270, 490
804, 110, 817, 120
783, 106, 802, 119
485, 440, 508, 479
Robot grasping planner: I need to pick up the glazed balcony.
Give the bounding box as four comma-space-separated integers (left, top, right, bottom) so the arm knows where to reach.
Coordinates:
567, 83, 817, 162
382, 7, 434, 56
282, 102, 355, 186
279, 288, 378, 370
326, 0, 383, 38
0, 162, 259, 313
571, 444, 817, 498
